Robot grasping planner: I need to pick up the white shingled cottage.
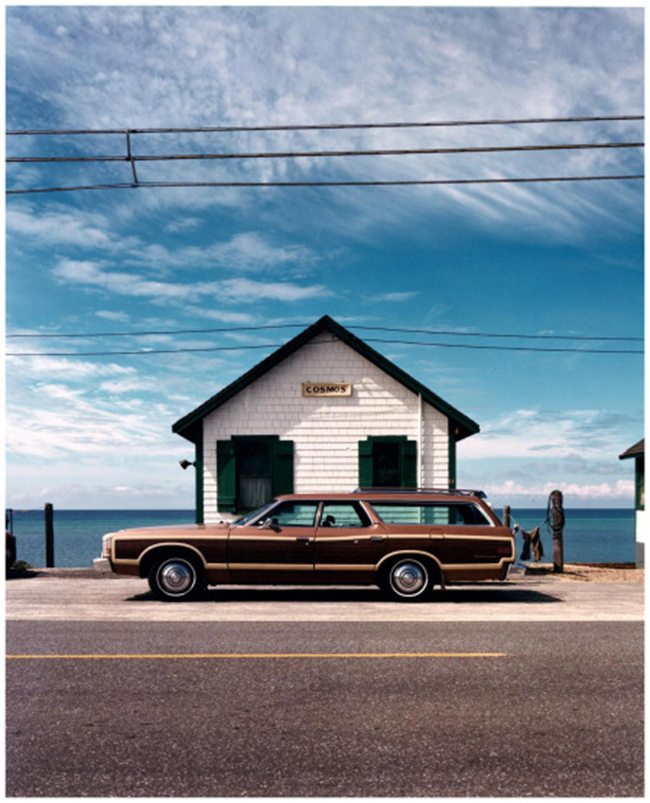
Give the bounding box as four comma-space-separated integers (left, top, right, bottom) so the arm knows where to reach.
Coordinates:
173, 315, 479, 524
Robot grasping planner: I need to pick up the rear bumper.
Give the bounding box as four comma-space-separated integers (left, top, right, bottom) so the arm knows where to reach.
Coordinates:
444, 560, 513, 583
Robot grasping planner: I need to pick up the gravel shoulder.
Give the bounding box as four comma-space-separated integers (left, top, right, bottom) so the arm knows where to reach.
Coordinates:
523, 562, 643, 582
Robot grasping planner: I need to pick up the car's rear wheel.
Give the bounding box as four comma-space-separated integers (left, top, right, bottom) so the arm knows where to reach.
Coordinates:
148, 554, 206, 601
381, 556, 435, 602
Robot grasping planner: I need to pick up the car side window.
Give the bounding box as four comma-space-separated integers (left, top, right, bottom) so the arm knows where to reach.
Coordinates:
369, 502, 490, 525
269, 502, 319, 527
449, 504, 490, 525
319, 503, 371, 528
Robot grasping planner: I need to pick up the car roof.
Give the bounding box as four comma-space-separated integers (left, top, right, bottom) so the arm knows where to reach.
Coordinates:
275, 489, 487, 503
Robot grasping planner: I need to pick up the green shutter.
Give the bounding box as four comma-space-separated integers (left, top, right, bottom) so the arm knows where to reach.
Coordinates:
272, 439, 294, 497
358, 438, 374, 488
217, 440, 236, 512
195, 437, 204, 524
402, 439, 417, 488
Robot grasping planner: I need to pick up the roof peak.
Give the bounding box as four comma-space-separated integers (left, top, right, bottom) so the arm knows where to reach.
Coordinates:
172, 314, 479, 443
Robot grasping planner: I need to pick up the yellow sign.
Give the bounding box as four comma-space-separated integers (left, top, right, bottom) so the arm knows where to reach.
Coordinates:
302, 382, 352, 397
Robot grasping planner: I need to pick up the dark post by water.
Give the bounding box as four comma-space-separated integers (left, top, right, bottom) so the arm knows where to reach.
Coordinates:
549, 490, 565, 573
503, 506, 511, 529
44, 503, 55, 568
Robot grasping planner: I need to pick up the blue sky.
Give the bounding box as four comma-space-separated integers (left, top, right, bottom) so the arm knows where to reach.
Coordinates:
5, 6, 644, 510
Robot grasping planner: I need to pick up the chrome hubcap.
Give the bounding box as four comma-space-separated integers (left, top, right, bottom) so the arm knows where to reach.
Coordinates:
391, 561, 427, 596
159, 560, 195, 595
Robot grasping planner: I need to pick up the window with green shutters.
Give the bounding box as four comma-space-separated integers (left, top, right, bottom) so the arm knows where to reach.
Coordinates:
216, 436, 294, 514
358, 436, 417, 488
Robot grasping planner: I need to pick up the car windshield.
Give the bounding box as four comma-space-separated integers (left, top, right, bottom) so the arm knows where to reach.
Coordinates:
232, 500, 277, 526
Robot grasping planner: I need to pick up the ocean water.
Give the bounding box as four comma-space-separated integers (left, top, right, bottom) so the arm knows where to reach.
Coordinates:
6, 507, 637, 569
508, 508, 636, 565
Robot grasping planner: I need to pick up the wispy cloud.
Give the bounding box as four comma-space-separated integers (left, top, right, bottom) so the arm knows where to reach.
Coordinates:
368, 291, 418, 303
6, 7, 643, 239
6, 203, 126, 250
462, 407, 641, 460
95, 310, 130, 323
52, 258, 332, 305
483, 478, 634, 500
128, 231, 323, 274
7, 350, 136, 379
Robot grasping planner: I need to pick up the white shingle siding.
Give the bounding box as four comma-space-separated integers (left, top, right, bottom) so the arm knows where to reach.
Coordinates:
202, 333, 450, 522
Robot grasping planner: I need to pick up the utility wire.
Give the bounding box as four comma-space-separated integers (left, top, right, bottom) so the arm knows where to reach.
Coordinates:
6, 113, 644, 137
355, 325, 643, 342
6, 338, 643, 357
6, 174, 645, 195
7, 141, 644, 164
6, 322, 643, 342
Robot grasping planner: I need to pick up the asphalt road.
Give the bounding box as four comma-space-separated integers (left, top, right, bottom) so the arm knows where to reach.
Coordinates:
6, 618, 644, 797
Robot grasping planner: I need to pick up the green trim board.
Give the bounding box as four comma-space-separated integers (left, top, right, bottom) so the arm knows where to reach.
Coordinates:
195, 434, 204, 524
173, 315, 479, 445
635, 456, 644, 511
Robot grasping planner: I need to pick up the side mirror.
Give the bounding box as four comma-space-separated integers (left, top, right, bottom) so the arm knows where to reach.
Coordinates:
260, 517, 280, 531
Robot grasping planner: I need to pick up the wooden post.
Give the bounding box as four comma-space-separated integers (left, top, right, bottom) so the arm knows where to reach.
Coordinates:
549, 489, 565, 573
44, 503, 54, 568
503, 506, 511, 529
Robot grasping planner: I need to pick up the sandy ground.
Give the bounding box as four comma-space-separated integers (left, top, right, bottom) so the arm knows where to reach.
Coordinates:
524, 562, 644, 583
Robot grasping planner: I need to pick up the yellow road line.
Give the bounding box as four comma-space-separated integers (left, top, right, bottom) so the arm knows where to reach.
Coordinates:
7, 651, 506, 661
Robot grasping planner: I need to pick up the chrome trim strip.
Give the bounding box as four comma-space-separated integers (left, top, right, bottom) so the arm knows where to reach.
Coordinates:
442, 534, 513, 542
315, 564, 375, 571
228, 563, 314, 571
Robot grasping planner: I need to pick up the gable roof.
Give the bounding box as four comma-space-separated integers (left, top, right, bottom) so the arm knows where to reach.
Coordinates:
172, 315, 480, 444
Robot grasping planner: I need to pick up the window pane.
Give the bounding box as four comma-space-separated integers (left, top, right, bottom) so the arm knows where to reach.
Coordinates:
373, 441, 401, 487
320, 503, 369, 528
369, 502, 490, 525
272, 502, 318, 527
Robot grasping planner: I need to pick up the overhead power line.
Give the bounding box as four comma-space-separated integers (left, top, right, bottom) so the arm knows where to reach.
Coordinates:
7, 113, 643, 195
6, 113, 644, 137
6, 174, 645, 196
7, 141, 644, 165
6, 322, 643, 342
6, 338, 643, 357
356, 325, 643, 343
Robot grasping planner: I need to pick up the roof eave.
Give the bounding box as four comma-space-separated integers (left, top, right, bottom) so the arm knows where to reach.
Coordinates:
619, 438, 645, 460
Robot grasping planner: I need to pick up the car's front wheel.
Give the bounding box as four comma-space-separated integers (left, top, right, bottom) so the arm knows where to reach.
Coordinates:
381, 557, 435, 602
148, 555, 206, 601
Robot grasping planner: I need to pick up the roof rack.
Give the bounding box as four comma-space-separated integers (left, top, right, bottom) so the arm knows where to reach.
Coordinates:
353, 487, 487, 499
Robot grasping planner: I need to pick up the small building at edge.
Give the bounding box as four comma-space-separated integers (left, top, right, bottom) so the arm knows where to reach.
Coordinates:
619, 438, 645, 567
173, 315, 479, 523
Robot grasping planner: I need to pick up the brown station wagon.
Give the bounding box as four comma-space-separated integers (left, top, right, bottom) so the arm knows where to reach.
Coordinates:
101, 488, 515, 602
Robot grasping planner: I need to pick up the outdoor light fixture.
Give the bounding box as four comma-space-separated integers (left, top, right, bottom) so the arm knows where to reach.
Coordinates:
179, 459, 196, 470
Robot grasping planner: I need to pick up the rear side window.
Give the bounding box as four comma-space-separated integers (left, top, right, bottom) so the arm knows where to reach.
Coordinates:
369, 502, 491, 526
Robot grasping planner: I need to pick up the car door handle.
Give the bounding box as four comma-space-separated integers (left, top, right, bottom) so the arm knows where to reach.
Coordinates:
370, 535, 386, 542
295, 536, 312, 544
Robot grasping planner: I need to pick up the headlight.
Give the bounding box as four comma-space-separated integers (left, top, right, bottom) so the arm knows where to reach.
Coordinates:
101, 533, 114, 558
